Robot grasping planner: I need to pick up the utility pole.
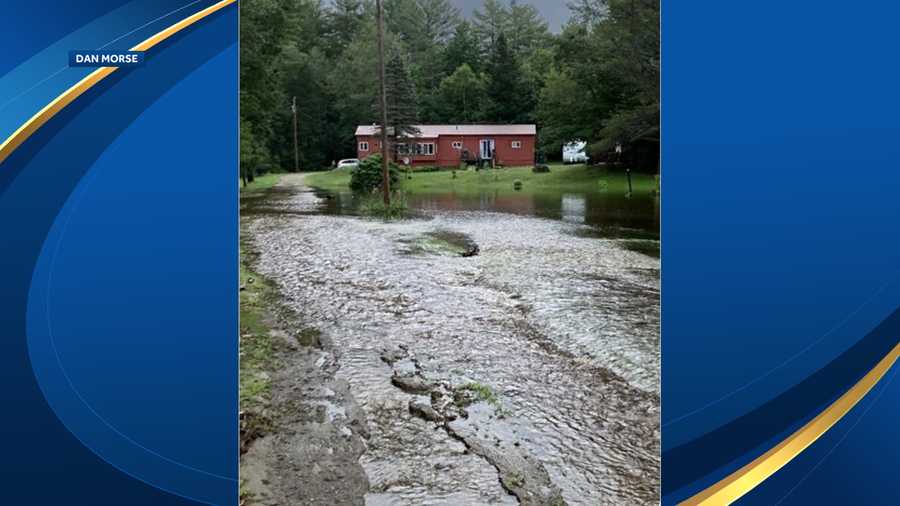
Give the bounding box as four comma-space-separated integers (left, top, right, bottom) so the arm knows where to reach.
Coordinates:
292, 96, 299, 172
375, 0, 391, 205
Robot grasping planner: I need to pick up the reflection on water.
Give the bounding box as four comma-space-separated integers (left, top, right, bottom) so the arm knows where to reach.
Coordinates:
562, 194, 587, 224
308, 188, 660, 242
243, 176, 660, 504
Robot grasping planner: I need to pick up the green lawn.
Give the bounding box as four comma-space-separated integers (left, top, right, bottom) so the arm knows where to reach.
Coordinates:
305, 164, 657, 196
239, 173, 282, 194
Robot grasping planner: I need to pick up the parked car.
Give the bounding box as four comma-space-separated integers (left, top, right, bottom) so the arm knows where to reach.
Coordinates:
336, 158, 359, 170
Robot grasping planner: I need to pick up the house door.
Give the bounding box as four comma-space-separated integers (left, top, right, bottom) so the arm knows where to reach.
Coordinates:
480, 139, 495, 159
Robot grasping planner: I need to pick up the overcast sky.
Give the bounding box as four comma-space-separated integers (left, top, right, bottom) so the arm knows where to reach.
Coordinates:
448, 0, 572, 32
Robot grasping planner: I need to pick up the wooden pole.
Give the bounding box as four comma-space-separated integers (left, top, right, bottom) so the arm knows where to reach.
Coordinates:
292, 96, 299, 172
375, 0, 391, 205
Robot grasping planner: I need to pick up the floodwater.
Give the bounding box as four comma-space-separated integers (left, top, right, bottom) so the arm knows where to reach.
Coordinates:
243, 174, 660, 505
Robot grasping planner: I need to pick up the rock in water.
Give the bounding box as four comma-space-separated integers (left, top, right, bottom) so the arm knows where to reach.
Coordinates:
391, 374, 431, 394
409, 399, 443, 422
461, 244, 480, 258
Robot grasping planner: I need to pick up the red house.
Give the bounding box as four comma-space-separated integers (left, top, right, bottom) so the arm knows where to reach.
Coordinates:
355, 124, 536, 168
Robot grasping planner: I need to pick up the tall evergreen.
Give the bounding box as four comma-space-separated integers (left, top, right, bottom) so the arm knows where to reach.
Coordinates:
486, 33, 532, 123
472, 0, 509, 57
443, 21, 482, 75
381, 51, 421, 157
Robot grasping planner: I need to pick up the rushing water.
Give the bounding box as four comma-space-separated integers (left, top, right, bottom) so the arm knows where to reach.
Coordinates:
243, 175, 660, 505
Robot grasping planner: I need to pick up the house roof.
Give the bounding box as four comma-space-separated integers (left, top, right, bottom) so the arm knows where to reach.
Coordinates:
355, 124, 537, 138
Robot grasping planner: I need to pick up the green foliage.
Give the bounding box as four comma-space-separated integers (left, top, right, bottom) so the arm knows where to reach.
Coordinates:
443, 21, 482, 74
358, 192, 409, 220
456, 382, 500, 408
472, 0, 511, 57
385, 0, 460, 53
536, 68, 594, 153
350, 154, 401, 194
240, 0, 660, 174
541, 0, 660, 168
240, 117, 265, 184
486, 33, 533, 122
506, 0, 551, 55
438, 64, 488, 122
240, 0, 294, 171
383, 51, 421, 144
239, 173, 281, 193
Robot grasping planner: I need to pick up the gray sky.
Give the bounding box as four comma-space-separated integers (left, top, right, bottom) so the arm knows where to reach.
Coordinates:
449, 0, 572, 32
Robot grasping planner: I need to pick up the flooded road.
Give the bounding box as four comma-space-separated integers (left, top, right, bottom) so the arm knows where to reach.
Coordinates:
243, 174, 660, 505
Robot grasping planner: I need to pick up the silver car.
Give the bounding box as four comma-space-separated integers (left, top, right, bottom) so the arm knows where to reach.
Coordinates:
336, 158, 359, 170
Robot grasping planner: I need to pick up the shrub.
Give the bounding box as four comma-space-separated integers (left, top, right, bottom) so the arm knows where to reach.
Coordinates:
358, 192, 408, 220
350, 154, 400, 194
513, 179, 523, 190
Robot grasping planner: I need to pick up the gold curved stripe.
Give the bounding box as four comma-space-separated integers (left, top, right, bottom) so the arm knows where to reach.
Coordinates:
0, 0, 236, 165
680, 341, 900, 505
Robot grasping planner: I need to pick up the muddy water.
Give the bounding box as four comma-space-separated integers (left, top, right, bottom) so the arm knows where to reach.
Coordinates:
244, 174, 660, 505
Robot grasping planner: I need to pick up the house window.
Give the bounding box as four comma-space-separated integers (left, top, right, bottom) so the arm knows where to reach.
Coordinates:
416, 143, 435, 156
396, 143, 411, 155
359, 141, 369, 151
451, 141, 463, 150
511, 140, 522, 149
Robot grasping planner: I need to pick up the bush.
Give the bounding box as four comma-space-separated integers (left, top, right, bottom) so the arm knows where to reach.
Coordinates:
350, 154, 400, 194
513, 179, 523, 190
358, 193, 408, 220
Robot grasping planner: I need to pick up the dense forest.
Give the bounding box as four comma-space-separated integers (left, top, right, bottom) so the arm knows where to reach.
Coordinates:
240, 0, 659, 175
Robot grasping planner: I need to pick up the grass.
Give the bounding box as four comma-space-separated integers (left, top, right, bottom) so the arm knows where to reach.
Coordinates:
358, 192, 409, 220
303, 168, 352, 191
239, 245, 279, 454
239, 173, 282, 194
456, 382, 500, 407
240, 258, 274, 409
305, 164, 657, 196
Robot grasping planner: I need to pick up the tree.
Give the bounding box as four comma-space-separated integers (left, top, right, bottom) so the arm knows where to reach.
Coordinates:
485, 33, 532, 123
383, 50, 421, 155
437, 64, 488, 122
321, 0, 370, 57
507, 0, 551, 56
443, 21, 483, 74
327, 22, 397, 159
383, 0, 460, 124
237, 0, 660, 172
536, 68, 594, 153
240, 117, 264, 185
240, 0, 294, 170
385, 0, 459, 54
567, 0, 609, 24
472, 0, 509, 57
588, 0, 660, 157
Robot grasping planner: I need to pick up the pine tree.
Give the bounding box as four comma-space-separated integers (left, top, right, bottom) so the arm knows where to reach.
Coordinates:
380, 51, 420, 159
485, 33, 531, 123
444, 21, 482, 75
472, 0, 509, 57
507, 0, 550, 56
